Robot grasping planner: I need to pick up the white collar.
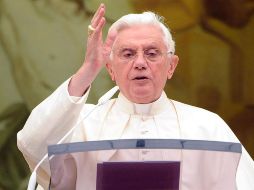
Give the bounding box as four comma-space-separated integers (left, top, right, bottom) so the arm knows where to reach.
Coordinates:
114, 91, 170, 116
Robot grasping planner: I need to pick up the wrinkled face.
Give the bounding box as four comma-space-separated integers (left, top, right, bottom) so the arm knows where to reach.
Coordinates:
106, 25, 179, 104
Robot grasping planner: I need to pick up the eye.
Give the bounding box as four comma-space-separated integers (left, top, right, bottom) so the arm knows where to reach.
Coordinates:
145, 48, 160, 58
119, 49, 136, 59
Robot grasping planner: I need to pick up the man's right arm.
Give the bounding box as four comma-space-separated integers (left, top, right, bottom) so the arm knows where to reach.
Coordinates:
68, 3, 107, 97
17, 78, 91, 188
17, 4, 117, 188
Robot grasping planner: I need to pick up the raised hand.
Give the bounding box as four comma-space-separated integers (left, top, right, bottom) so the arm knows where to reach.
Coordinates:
85, 4, 106, 74
68, 4, 116, 96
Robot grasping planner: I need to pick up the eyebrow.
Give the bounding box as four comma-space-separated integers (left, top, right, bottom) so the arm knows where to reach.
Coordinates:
116, 41, 162, 50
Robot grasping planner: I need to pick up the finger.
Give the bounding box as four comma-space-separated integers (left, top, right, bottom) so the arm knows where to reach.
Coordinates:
91, 4, 104, 23
93, 17, 106, 37
91, 4, 105, 27
91, 6, 105, 29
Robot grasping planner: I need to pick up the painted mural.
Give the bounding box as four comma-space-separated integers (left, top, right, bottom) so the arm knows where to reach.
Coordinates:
0, 0, 253, 189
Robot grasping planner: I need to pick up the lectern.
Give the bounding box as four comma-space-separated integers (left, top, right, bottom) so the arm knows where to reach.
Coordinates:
48, 139, 241, 190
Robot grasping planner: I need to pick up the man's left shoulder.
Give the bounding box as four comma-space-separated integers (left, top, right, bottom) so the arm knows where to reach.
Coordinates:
170, 99, 223, 122
169, 99, 237, 141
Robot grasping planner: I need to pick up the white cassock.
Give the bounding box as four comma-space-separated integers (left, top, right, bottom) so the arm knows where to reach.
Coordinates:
17, 79, 254, 190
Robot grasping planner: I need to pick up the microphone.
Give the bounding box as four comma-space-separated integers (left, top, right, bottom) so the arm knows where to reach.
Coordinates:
97, 86, 119, 105
27, 86, 119, 190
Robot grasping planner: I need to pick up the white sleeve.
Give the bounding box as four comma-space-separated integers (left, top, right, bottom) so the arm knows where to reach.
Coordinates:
17, 78, 91, 189
236, 147, 254, 190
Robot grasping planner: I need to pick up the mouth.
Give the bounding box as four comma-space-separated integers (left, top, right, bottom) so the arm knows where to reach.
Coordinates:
133, 76, 149, 80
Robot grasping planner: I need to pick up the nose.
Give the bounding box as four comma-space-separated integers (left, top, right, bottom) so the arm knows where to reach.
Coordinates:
133, 52, 148, 70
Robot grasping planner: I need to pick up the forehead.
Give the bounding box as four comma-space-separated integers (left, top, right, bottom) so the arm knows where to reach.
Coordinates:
113, 25, 166, 49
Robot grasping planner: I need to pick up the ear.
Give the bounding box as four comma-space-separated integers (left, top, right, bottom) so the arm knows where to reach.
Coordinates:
106, 62, 115, 81
167, 55, 179, 79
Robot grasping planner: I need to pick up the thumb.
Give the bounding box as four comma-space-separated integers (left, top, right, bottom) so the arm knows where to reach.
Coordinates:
104, 28, 118, 58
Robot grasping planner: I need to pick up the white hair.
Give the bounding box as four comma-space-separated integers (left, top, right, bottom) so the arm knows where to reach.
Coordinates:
109, 11, 175, 54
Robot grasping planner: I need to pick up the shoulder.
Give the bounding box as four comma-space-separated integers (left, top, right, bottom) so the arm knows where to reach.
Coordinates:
171, 99, 220, 120
170, 99, 239, 142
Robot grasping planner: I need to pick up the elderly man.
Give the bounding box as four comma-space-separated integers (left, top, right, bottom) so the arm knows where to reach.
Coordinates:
18, 4, 254, 190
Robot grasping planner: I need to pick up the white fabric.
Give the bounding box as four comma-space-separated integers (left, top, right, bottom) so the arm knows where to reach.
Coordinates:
17, 78, 254, 190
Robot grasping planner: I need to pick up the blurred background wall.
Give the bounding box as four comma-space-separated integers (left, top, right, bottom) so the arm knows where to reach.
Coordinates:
0, 0, 253, 189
